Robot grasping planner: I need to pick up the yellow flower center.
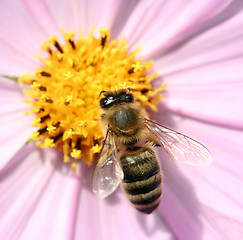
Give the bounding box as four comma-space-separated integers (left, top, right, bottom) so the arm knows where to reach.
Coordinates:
19, 28, 166, 170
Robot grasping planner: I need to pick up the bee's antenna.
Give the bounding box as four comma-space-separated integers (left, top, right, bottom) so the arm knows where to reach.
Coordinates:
99, 90, 106, 98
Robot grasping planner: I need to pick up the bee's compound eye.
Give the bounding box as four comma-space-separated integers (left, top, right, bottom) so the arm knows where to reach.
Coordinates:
100, 96, 114, 108
100, 98, 107, 108
124, 93, 134, 103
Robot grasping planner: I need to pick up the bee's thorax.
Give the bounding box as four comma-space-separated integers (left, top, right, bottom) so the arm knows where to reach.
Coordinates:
113, 107, 138, 131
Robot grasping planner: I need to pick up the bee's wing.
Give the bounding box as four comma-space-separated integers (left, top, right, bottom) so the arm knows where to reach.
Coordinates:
145, 119, 212, 165
92, 129, 124, 198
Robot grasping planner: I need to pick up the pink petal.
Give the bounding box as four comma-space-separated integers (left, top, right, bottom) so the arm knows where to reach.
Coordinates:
27, 0, 85, 34
21, 0, 59, 35
41, 0, 124, 35
118, 0, 170, 43
75, 164, 174, 240
0, 0, 132, 76
155, 56, 243, 129
150, 111, 243, 239
0, 77, 28, 113
0, 0, 55, 75
160, 186, 205, 240
119, 0, 233, 55
154, 7, 243, 75
0, 144, 82, 240
0, 76, 22, 92
152, 9, 243, 128
0, 147, 174, 240
0, 77, 34, 170
0, 111, 34, 170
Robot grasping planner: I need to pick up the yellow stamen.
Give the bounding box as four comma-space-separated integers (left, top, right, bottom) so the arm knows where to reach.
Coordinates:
19, 28, 165, 168
71, 149, 82, 159
47, 125, 57, 134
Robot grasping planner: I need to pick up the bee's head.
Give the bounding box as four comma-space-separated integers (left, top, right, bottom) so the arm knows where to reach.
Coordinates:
99, 89, 134, 109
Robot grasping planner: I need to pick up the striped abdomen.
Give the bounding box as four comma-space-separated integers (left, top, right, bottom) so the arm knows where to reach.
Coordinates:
120, 147, 162, 214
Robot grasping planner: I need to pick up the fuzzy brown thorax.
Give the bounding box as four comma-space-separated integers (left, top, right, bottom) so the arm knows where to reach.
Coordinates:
101, 102, 148, 145
99, 89, 149, 145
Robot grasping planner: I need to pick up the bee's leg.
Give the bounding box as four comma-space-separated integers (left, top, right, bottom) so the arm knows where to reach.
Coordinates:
146, 140, 160, 147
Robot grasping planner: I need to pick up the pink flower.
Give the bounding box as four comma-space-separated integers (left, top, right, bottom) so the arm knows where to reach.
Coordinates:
1, 0, 243, 239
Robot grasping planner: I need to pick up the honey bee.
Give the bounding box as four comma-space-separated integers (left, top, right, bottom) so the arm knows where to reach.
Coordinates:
92, 89, 212, 214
